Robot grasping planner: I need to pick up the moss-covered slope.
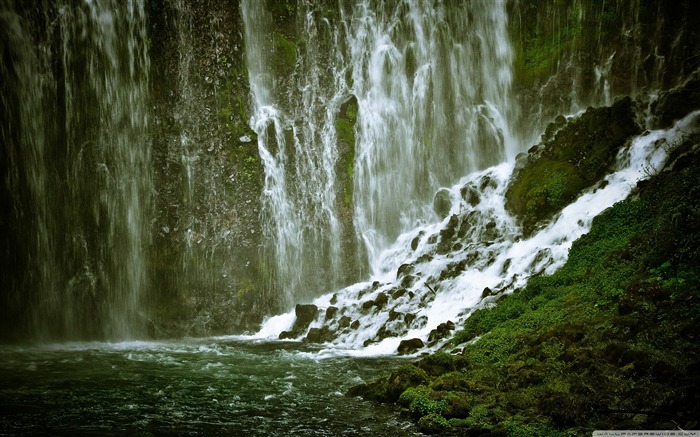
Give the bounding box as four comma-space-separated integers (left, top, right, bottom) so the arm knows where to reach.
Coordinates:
349, 136, 700, 435
505, 97, 640, 234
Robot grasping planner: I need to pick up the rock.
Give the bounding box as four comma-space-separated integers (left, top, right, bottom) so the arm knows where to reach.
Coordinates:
427, 321, 456, 344
397, 263, 414, 279
460, 184, 480, 206
305, 326, 334, 343
401, 274, 416, 288
279, 330, 294, 340
305, 327, 323, 342
651, 73, 700, 128
388, 308, 402, 322
362, 292, 389, 310
433, 188, 452, 218
294, 304, 318, 330
338, 315, 351, 328
350, 320, 360, 330
361, 299, 375, 310
325, 306, 338, 320
279, 304, 318, 339
417, 351, 456, 377
505, 96, 641, 234
374, 292, 388, 307
398, 338, 424, 355
410, 234, 421, 250
391, 288, 407, 299
481, 287, 493, 299
386, 364, 429, 401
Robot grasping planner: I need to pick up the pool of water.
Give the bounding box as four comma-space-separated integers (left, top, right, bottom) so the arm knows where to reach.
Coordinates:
0, 338, 419, 435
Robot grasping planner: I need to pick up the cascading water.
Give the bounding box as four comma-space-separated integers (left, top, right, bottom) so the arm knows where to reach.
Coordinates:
258, 109, 700, 354
244, 1, 700, 353
242, 0, 519, 308
348, 0, 518, 262
0, 0, 151, 341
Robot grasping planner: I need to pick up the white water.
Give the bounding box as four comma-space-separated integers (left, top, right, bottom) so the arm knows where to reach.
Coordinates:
242, 0, 519, 308
255, 110, 700, 355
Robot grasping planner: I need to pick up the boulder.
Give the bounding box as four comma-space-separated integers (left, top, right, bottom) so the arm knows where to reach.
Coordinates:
325, 306, 338, 320
295, 304, 318, 328
433, 188, 452, 218
277, 304, 318, 339
428, 321, 456, 344
398, 338, 424, 355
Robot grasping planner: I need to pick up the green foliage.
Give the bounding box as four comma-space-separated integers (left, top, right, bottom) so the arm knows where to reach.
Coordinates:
417, 413, 448, 434
350, 143, 700, 434
409, 395, 447, 417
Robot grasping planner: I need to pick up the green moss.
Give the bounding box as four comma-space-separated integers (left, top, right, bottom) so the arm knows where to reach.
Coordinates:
506, 97, 640, 233
335, 118, 355, 148
273, 32, 297, 73
351, 141, 700, 434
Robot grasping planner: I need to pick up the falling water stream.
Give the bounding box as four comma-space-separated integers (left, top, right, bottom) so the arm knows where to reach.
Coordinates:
1, 0, 151, 341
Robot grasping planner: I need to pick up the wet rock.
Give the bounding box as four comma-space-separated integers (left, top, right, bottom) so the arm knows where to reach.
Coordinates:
410, 234, 421, 250
397, 263, 414, 279
481, 220, 498, 241
294, 304, 318, 329
391, 288, 407, 299
433, 188, 452, 218
400, 274, 416, 288
338, 315, 352, 328
460, 184, 480, 206
427, 320, 456, 344
362, 292, 389, 311
305, 326, 335, 343
350, 320, 360, 330
386, 364, 429, 401
481, 287, 493, 299
651, 73, 700, 128
278, 330, 295, 340
398, 338, 424, 355
325, 306, 338, 320
278, 304, 318, 339
388, 308, 403, 322
417, 351, 456, 376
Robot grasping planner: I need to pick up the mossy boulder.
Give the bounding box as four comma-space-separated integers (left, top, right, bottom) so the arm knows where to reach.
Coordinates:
506, 97, 640, 234
398, 338, 425, 355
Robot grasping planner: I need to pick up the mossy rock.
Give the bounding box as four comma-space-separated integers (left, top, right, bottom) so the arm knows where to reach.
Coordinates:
386, 364, 430, 401
506, 97, 640, 233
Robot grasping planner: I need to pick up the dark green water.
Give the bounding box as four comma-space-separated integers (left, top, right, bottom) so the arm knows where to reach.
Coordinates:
0, 338, 419, 435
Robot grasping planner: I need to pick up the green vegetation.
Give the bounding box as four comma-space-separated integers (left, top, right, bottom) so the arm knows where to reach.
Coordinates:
506, 97, 640, 234
349, 136, 700, 434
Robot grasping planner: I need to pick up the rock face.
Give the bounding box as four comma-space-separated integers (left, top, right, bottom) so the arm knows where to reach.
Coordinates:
505, 97, 641, 234
279, 304, 318, 339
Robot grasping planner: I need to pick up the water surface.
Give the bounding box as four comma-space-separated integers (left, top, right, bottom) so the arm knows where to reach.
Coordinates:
0, 339, 419, 435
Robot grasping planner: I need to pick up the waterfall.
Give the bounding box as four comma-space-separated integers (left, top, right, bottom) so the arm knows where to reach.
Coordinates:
242, 0, 518, 308
0, 0, 151, 341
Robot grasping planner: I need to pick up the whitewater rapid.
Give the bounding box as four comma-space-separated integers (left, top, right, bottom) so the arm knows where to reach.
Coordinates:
251, 109, 700, 357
